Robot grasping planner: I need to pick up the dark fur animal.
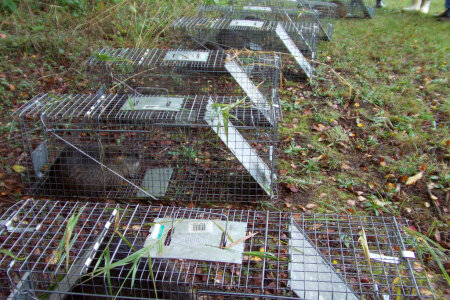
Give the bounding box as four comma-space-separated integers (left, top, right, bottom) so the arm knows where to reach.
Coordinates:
332, 0, 348, 18
47, 144, 140, 196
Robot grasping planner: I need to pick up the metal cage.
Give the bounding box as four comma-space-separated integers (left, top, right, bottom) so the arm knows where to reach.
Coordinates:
13, 91, 278, 203
1, 199, 432, 299
197, 4, 334, 41
169, 17, 317, 80
224, 0, 376, 18
89, 48, 281, 113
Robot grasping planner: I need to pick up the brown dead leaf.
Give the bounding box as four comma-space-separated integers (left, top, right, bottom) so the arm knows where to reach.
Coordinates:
341, 163, 351, 170
311, 124, 328, 132
405, 172, 423, 186
280, 169, 288, 175
9, 84, 15, 91
434, 229, 441, 242
306, 203, 318, 209
379, 158, 386, 167
288, 184, 298, 193
357, 196, 367, 201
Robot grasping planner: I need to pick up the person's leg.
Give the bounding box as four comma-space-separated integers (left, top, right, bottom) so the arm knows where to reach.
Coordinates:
403, 0, 422, 11
420, 0, 431, 13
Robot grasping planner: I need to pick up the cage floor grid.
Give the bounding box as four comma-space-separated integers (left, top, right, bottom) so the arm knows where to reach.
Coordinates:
0, 199, 432, 300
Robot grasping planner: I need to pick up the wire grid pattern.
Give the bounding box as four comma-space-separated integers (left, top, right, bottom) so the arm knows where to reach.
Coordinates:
0, 199, 431, 299
14, 93, 278, 202
225, 0, 372, 18
197, 4, 334, 41
88, 48, 281, 104
170, 17, 317, 80
307, 0, 376, 18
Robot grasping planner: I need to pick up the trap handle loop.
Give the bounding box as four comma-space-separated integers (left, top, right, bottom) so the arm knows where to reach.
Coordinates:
39, 115, 158, 201
170, 208, 229, 248
135, 87, 171, 107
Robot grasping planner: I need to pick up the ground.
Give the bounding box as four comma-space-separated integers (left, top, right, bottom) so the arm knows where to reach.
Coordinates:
0, 0, 449, 296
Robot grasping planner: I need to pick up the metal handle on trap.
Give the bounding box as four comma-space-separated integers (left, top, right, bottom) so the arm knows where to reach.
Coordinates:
170, 208, 230, 248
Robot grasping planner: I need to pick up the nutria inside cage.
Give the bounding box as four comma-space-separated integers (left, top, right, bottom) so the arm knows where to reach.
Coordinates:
89, 48, 282, 102
1, 199, 432, 299
169, 17, 317, 79
14, 93, 278, 203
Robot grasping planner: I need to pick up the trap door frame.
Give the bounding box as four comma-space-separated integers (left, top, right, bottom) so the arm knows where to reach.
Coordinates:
288, 218, 359, 299
205, 97, 276, 197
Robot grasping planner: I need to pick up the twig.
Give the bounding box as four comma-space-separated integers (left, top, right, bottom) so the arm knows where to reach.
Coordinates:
225, 232, 257, 249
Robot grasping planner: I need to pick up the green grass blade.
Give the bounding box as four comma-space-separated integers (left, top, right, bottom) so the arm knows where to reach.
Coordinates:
0, 249, 26, 261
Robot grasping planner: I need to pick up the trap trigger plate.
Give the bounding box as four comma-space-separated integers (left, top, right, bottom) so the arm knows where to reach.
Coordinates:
145, 218, 247, 264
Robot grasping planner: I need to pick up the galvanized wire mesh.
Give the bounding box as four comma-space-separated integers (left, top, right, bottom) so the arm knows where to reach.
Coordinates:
197, 4, 334, 41
88, 48, 281, 107
224, 0, 376, 18
1, 199, 432, 299
169, 17, 317, 80
13, 92, 278, 202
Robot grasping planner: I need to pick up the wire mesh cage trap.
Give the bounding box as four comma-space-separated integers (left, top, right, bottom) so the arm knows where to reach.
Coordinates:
221, 0, 375, 18
169, 17, 317, 80
1, 199, 432, 300
303, 0, 376, 18
13, 91, 278, 203
196, 4, 335, 41
89, 48, 281, 115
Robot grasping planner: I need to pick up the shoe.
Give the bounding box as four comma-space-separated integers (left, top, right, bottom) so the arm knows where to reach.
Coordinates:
376, 1, 386, 8
420, 0, 431, 13
435, 8, 450, 20
403, 0, 421, 11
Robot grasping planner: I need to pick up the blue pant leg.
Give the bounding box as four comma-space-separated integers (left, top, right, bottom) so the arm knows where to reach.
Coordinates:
446, 0, 450, 9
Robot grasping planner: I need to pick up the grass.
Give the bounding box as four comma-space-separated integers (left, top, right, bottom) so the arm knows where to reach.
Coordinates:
0, 0, 448, 296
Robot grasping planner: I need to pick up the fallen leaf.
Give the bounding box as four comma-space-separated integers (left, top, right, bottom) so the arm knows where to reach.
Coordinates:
379, 158, 386, 167
289, 185, 298, 193
9, 84, 15, 91
357, 196, 367, 201
434, 229, 441, 242
357, 123, 365, 128
405, 172, 423, 186
311, 124, 328, 132
12, 165, 26, 173
341, 163, 351, 170
386, 182, 396, 190
424, 202, 430, 208
347, 200, 356, 206
306, 203, 318, 209
290, 163, 297, 169
311, 155, 326, 162
280, 169, 288, 175
0, 33, 6, 39
319, 193, 327, 198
